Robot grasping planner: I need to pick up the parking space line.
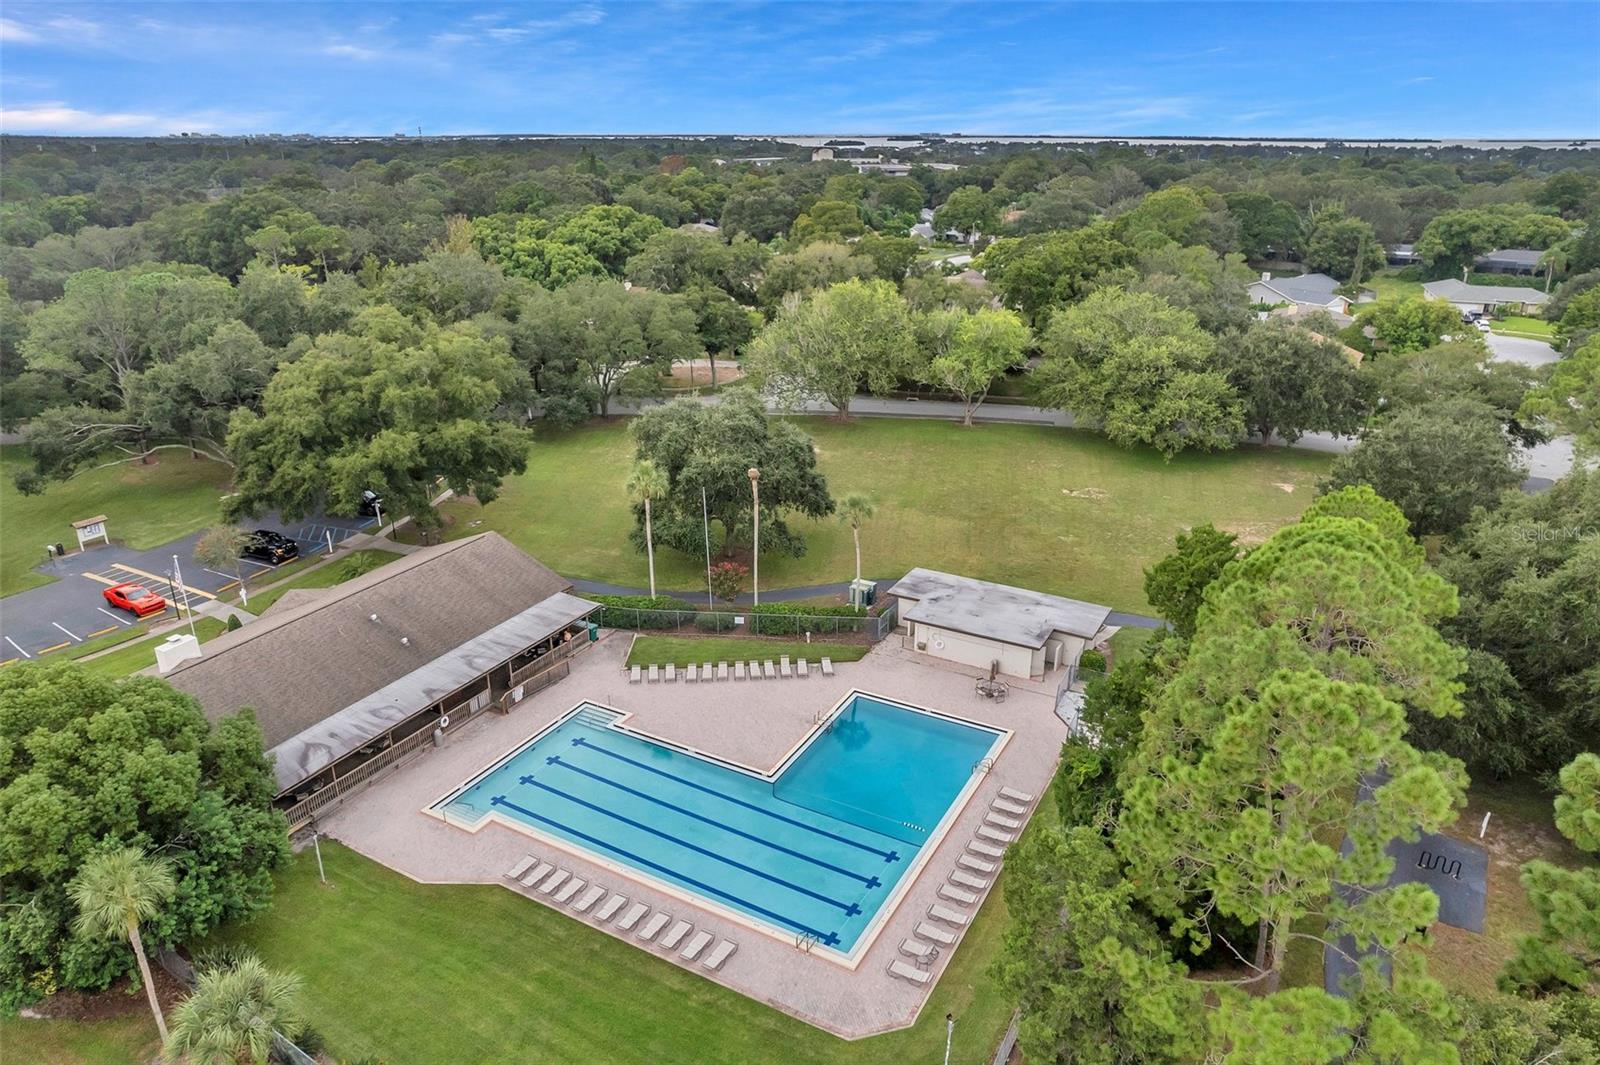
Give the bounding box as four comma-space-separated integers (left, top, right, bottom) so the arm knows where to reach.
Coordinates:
111, 563, 216, 600
52, 621, 82, 642
215, 579, 240, 592
37, 641, 71, 655
82, 571, 120, 586
97, 607, 133, 626
238, 558, 275, 571
85, 626, 118, 639
4, 636, 30, 659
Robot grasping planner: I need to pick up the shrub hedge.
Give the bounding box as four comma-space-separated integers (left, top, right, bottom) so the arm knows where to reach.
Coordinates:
591, 594, 697, 629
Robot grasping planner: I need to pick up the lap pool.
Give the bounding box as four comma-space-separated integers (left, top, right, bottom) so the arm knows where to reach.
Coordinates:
431, 692, 1006, 959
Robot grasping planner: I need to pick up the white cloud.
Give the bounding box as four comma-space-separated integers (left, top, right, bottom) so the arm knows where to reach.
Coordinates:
0, 101, 265, 135
0, 17, 40, 42
324, 42, 385, 61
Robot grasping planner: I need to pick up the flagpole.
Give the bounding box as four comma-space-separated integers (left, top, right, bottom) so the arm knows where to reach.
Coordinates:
172, 554, 198, 638
702, 487, 714, 609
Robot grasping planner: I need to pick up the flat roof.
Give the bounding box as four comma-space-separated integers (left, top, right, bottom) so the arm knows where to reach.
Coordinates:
270, 591, 598, 792
887, 567, 1111, 648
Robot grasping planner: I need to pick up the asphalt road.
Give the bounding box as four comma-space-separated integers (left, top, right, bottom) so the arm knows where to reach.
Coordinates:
1485, 331, 1561, 368
0, 512, 375, 663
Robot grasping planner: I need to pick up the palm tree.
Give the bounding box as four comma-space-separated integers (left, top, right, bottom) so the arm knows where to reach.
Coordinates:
1539, 243, 1571, 293
837, 494, 875, 586
164, 952, 306, 1065
70, 848, 178, 1042
626, 459, 670, 598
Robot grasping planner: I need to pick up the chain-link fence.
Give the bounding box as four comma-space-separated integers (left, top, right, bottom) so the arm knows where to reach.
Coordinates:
594, 599, 898, 641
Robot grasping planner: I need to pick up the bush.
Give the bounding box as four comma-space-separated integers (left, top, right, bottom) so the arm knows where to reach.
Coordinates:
709, 560, 747, 603
590, 594, 695, 630
1079, 649, 1107, 673
226, 614, 242, 632
694, 612, 737, 633
747, 602, 866, 636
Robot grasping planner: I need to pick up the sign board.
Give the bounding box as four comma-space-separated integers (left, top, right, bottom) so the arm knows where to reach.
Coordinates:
72, 515, 110, 550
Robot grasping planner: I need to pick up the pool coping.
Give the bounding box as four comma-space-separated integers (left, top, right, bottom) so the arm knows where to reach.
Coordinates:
420, 688, 1011, 969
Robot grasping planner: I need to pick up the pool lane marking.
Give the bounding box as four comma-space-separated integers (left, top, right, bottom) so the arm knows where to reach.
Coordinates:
545, 756, 882, 888
52, 621, 82, 642
4, 637, 30, 659
490, 794, 841, 946
517, 773, 865, 916
571, 736, 901, 863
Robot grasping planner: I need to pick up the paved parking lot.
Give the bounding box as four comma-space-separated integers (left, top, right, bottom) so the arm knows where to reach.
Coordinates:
0, 513, 375, 664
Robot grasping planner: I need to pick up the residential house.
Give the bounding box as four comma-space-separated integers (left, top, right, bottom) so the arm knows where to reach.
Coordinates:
1421, 278, 1550, 315
1473, 248, 1544, 275
1386, 243, 1423, 267
1247, 272, 1353, 314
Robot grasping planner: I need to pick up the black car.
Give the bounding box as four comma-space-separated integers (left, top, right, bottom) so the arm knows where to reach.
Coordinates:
358, 489, 384, 517
242, 529, 300, 565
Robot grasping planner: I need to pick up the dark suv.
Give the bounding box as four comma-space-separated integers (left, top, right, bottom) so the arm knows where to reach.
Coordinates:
242, 529, 300, 565
358, 489, 384, 517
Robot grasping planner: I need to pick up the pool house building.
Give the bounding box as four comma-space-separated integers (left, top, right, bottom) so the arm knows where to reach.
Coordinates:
167, 533, 600, 828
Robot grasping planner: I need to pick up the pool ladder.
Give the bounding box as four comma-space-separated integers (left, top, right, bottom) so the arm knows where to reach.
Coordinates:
973, 756, 995, 775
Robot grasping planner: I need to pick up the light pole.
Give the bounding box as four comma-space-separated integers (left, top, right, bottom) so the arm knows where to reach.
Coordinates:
748, 468, 760, 607
944, 1013, 955, 1065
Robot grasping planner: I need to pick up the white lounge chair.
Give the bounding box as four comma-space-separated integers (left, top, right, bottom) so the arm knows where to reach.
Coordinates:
637, 912, 671, 941
553, 877, 585, 904
539, 870, 570, 894
702, 939, 737, 970
992, 798, 1027, 816
900, 939, 938, 963
680, 930, 713, 961
999, 786, 1034, 803
985, 812, 1021, 830
780, 656, 793, 678
916, 921, 957, 945
506, 855, 537, 880
594, 894, 628, 922
629, 665, 642, 684
647, 665, 660, 683
734, 662, 747, 681
618, 902, 650, 931
950, 870, 988, 891
702, 662, 713, 681
939, 884, 978, 904
659, 920, 693, 950
928, 904, 969, 927
747, 660, 761, 679
968, 839, 1006, 859
762, 660, 777, 679
888, 959, 931, 985
958, 854, 997, 875
820, 657, 834, 676
717, 662, 729, 681
573, 885, 606, 912
520, 861, 553, 887
977, 826, 1015, 844
686, 663, 698, 682
665, 663, 677, 682
798, 658, 810, 677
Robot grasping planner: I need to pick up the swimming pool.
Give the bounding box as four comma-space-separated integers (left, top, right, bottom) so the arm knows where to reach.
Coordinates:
432, 692, 1006, 960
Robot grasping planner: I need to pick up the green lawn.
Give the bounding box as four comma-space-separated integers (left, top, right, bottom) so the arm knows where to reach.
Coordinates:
430, 420, 1329, 613
214, 797, 1059, 1065
1360, 272, 1424, 303
1490, 315, 1554, 340
240, 550, 405, 615
625, 635, 871, 668
72, 617, 230, 680
0, 1013, 161, 1065
0, 446, 230, 598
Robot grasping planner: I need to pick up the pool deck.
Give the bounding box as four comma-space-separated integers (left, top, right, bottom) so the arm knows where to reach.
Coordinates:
319, 631, 1066, 1039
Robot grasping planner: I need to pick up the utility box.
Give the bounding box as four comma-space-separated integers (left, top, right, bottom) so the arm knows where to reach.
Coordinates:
155, 633, 202, 674
849, 578, 876, 609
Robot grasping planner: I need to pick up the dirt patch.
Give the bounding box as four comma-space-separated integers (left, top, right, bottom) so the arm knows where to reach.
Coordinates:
667, 359, 743, 388
1218, 521, 1279, 546
1060, 487, 1108, 500
1272, 482, 1297, 493
22, 967, 187, 1023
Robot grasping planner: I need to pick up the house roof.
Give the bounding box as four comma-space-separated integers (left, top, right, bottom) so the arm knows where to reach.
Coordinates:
1388, 243, 1418, 257
1252, 273, 1343, 306
168, 533, 577, 772
888, 567, 1112, 649
1422, 279, 1550, 305
1475, 247, 1544, 268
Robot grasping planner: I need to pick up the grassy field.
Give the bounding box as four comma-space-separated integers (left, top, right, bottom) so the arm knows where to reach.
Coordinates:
0, 1013, 161, 1065
210, 790, 1059, 1065
625, 635, 871, 668
429, 420, 1329, 613
240, 549, 405, 615
71, 617, 230, 680
1360, 271, 1425, 303
1490, 315, 1554, 339
0, 445, 230, 598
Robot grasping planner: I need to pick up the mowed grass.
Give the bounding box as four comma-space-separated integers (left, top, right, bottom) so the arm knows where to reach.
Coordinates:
625, 635, 870, 668
0, 1013, 161, 1065
1360, 271, 1424, 303
432, 420, 1330, 612
71, 616, 230, 680
1490, 315, 1554, 339
0, 445, 230, 597
214, 795, 1060, 1065
240, 549, 405, 615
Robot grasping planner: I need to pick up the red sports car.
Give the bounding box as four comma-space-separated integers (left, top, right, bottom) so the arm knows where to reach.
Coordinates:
103, 583, 168, 617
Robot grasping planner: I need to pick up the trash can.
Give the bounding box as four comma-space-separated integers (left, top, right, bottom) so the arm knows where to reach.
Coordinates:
587, 621, 599, 642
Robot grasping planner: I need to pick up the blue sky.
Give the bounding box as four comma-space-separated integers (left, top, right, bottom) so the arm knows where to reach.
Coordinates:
1, 2, 1596, 138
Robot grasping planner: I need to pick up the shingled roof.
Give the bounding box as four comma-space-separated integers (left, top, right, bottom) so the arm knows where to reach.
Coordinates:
168, 533, 572, 753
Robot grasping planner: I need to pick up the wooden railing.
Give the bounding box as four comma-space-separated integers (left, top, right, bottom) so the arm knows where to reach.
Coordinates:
280, 725, 436, 830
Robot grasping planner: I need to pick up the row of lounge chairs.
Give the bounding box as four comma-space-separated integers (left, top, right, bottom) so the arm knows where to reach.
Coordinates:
629, 655, 836, 684
887, 785, 1036, 987
506, 853, 737, 972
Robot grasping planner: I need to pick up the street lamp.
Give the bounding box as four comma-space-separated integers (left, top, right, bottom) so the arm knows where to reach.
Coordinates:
748, 467, 760, 607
